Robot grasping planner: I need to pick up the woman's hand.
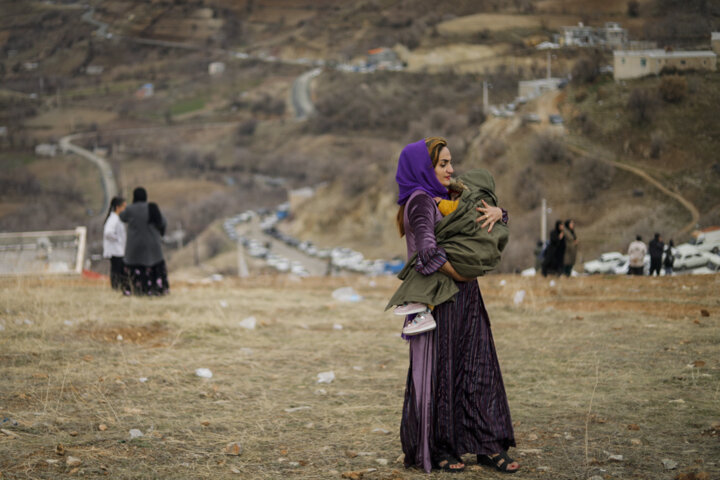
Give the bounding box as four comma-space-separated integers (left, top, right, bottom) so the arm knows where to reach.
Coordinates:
476, 200, 503, 233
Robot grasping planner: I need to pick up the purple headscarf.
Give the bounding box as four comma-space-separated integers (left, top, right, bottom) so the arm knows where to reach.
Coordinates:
395, 139, 450, 206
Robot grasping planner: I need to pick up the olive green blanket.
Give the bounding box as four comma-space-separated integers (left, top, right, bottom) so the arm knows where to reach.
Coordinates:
386, 169, 509, 310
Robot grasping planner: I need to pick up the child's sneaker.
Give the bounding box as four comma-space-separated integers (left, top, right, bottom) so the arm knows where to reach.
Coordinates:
394, 302, 428, 316
402, 311, 437, 336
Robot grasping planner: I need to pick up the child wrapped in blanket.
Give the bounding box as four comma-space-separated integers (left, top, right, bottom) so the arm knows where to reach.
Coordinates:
388, 169, 509, 336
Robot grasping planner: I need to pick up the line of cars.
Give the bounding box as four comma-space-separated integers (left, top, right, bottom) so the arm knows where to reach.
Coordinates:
224, 208, 404, 276
583, 241, 720, 275
223, 211, 311, 277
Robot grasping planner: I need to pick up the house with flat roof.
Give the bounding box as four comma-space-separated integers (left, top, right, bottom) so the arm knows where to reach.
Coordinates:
518, 78, 564, 99
558, 22, 628, 48
613, 49, 716, 80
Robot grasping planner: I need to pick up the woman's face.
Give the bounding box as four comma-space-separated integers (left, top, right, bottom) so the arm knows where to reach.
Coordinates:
434, 146, 453, 188
116, 201, 127, 214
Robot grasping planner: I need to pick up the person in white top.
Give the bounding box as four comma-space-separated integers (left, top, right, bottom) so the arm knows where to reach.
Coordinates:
627, 235, 647, 276
103, 196, 127, 290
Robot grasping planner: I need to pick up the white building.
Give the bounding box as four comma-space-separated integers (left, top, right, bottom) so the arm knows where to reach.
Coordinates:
208, 62, 226, 75
518, 78, 564, 100
613, 49, 717, 80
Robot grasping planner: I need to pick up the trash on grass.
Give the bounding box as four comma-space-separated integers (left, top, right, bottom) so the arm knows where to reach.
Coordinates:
513, 290, 526, 305
331, 287, 362, 302
195, 368, 213, 379
317, 371, 335, 384
129, 429, 143, 439
239, 316, 257, 330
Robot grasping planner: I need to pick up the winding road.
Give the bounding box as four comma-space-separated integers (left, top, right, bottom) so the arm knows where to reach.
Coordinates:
59, 133, 118, 217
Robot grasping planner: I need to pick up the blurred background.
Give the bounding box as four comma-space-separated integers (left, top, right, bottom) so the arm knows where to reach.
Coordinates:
1, 0, 719, 278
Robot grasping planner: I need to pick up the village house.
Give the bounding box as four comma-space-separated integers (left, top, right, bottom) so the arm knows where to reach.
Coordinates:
518, 78, 564, 100
613, 49, 717, 80
558, 22, 628, 48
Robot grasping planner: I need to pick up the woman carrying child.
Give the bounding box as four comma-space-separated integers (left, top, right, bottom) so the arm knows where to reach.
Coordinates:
394, 137, 518, 474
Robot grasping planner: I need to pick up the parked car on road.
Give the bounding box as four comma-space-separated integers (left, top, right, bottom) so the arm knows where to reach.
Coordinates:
674, 244, 711, 270
583, 252, 627, 274
548, 114, 563, 125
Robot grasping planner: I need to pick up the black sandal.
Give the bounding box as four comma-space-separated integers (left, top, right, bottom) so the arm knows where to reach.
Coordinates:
433, 453, 465, 473
478, 451, 519, 473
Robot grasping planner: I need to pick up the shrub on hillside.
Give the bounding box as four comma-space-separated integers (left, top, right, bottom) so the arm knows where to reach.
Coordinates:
530, 133, 568, 165
658, 75, 687, 103
571, 50, 604, 84
468, 105, 486, 126
571, 112, 597, 135
483, 138, 507, 162
650, 131, 665, 158
627, 88, 656, 125
573, 156, 615, 201
627, 1, 640, 17
515, 166, 542, 209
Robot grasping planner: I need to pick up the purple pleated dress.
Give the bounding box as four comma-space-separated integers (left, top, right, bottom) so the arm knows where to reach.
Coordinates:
400, 190, 516, 473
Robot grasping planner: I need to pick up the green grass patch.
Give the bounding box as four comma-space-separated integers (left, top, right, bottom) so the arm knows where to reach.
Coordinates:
170, 97, 206, 116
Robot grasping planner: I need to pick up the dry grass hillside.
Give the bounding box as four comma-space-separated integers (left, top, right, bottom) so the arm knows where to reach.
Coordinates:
1, 274, 718, 479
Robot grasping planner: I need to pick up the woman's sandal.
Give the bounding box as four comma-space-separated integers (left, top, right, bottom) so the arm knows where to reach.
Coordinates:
478, 451, 520, 473
433, 454, 465, 473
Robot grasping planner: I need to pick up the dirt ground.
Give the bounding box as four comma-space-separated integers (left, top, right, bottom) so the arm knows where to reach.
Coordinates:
0, 274, 718, 479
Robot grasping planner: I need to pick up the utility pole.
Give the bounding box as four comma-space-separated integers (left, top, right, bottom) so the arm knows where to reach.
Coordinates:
237, 242, 249, 278
546, 52, 551, 79
541, 198, 548, 243
482, 80, 489, 114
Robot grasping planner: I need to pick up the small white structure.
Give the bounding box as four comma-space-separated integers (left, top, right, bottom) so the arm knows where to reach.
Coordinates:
558, 22, 628, 48
518, 78, 564, 100
35, 144, 57, 157
208, 61, 226, 75
135, 83, 154, 99
86, 65, 104, 75
712, 32, 720, 55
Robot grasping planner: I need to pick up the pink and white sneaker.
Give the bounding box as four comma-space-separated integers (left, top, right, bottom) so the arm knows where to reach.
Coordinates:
402, 311, 437, 336
394, 302, 429, 316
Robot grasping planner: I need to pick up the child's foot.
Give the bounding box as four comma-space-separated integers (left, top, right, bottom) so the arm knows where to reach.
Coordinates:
402, 311, 437, 336
394, 302, 428, 316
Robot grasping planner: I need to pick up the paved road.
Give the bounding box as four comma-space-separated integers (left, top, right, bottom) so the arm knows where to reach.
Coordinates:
236, 217, 330, 276
59, 133, 118, 217
291, 68, 321, 119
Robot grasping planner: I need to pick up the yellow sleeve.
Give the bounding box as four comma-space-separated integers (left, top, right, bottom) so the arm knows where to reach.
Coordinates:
437, 199, 459, 216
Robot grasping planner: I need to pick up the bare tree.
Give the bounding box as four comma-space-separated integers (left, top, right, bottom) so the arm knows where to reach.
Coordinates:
627, 88, 656, 125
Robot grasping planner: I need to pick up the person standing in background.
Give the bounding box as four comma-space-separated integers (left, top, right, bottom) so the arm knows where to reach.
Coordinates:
648, 233, 664, 276
663, 239, 675, 276
627, 235, 646, 276
120, 187, 169, 296
542, 221, 565, 277
103, 196, 127, 290
562, 219, 578, 277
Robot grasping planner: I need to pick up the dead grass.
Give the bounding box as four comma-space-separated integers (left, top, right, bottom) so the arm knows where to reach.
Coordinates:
1, 274, 719, 479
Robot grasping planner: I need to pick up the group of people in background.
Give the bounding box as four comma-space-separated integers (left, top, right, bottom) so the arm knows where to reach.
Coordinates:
627, 233, 674, 276
539, 219, 578, 277
102, 187, 169, 295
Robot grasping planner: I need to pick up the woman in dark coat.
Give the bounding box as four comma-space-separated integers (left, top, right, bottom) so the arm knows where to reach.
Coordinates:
119, 187, 169, 295
396, 137, 518, 474
542, 220, 565, 276
563, 219, 578, 276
